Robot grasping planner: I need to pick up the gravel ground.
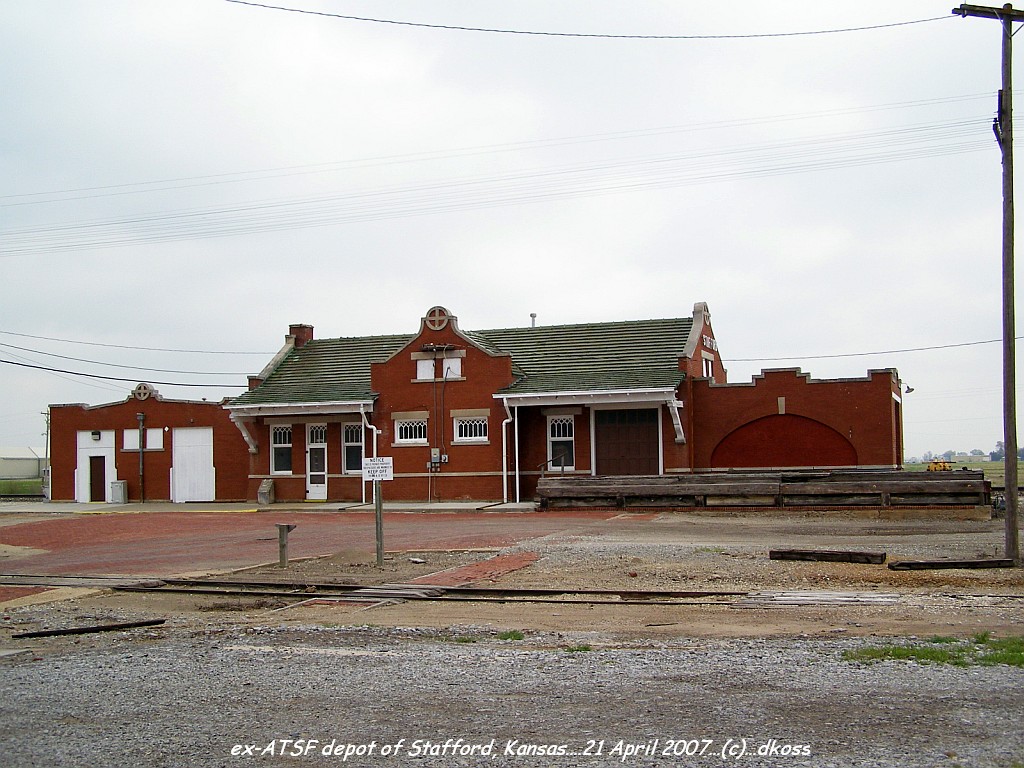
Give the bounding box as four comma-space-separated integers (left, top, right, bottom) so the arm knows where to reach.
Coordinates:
1, 622, 1022, 768
2, 512, 1022, 768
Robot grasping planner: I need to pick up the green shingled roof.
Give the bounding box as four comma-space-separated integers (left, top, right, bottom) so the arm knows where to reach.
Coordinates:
230, 317, 693, 408
229, 334, 411, 406
477, 318, 692, 395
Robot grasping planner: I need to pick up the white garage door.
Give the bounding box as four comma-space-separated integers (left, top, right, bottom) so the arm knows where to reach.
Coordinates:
171, 427, 215, 502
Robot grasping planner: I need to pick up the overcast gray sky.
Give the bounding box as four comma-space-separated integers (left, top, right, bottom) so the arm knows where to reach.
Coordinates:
0, 1, 1017, 461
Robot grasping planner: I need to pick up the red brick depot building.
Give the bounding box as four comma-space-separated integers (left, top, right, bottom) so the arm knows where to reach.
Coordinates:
49, 304, 903, 504
224, 304, 904, 504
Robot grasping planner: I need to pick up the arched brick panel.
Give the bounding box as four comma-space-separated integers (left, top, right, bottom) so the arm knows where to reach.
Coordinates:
711, 414, 857, 468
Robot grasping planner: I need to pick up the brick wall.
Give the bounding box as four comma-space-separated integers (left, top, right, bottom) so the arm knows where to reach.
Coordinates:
50, 395, 250, 502
369, 317, 516, 502
689, 368, 902, 470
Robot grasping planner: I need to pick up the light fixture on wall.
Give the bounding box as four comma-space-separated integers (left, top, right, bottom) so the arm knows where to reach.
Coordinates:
90, 431, 101, 441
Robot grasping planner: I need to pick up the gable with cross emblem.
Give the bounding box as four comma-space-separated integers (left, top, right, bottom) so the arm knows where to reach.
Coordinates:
423, 306, 451, 331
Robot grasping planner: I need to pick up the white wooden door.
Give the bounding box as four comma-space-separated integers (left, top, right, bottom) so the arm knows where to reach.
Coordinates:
306, 424, 328, 500
172, 427, 215, 502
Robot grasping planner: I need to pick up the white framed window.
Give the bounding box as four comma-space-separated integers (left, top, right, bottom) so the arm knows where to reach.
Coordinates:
413, 351, 465, 381
271, 425, 293, 474
343, 423, 363, 473
441, 356, 461, 379
123, 428, 164, 451
395, 419, 428, 444
416, 358, 435, 380
308, 424, 327, 445
548, 415, 575, 471
454, 416, 488, 443
702, 354, 715, 379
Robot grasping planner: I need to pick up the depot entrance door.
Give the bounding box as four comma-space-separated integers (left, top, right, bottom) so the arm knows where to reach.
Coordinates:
89, 456, 106, 502
306, 424, 328, 500
594, 408, 659, 475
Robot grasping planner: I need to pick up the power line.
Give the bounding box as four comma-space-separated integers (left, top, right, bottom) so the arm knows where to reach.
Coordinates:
223, 1, 950, 40
0, 117, 994, 256
2, 332, 1015, 385
0, 341, 251, 376
0, 358, 247, 389
0, 92, 996, 207
0, 329, 270, 355
0, 348, 130, 396
729, 336, 1020, 363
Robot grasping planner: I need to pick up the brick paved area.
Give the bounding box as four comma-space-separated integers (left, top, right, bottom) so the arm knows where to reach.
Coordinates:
0, 508, 614, 577
408, 551, 541, 586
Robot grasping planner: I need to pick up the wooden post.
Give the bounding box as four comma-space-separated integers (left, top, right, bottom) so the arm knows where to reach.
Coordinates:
277, 523, 295, 568
953, 3, 1024, 562
1000, 9, 1020, 564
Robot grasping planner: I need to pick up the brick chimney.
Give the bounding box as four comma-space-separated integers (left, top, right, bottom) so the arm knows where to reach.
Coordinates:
289, 324, 314, 349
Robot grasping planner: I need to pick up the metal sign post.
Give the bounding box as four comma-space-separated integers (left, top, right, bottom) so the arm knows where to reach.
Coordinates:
374, 480, 384, 568
363, 457, 394, 568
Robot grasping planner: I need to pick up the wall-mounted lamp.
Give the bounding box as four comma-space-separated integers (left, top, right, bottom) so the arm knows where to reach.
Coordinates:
90, 431, 101, 441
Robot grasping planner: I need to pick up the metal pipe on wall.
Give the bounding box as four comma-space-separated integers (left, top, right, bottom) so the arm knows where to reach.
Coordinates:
136, 412, 145, 503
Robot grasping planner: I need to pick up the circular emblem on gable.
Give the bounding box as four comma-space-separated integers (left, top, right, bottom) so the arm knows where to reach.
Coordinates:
424, 306, 451, 331
133, 382, 156, 401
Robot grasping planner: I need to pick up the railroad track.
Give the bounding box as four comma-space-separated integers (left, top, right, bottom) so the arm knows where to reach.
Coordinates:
2, 573, 1021, 608
0, 573, 743, 605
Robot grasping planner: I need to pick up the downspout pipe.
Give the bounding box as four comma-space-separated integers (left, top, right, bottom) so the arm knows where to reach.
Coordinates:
501, 399, 513, 504
360, 404, 380, 505
136, 412, 145, 503
514, 404, 521, 504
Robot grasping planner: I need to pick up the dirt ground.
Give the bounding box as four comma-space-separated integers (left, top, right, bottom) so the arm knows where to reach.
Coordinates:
6, 510, 1022, 768
15, 511, 1021, 644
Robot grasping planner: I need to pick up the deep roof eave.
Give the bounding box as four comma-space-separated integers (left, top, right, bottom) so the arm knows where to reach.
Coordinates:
226, 399, 376, 417
493, 386, 680, 407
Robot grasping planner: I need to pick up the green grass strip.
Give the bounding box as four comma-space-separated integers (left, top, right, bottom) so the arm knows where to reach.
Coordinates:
843, 634, 1024, 668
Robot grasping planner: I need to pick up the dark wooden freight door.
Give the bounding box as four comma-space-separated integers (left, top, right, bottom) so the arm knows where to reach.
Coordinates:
89, 455, 106, 502
595, 409, 659, 475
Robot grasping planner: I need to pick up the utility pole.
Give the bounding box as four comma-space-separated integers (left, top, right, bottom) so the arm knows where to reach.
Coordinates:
953, 4, 1024, 562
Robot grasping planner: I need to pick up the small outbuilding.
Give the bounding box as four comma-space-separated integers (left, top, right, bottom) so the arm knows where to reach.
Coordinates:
49, 384, 249, 503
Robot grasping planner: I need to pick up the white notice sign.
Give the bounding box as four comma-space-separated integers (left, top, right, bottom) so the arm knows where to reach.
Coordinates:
362, 456, 394, 481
